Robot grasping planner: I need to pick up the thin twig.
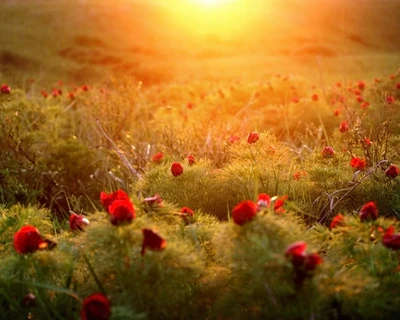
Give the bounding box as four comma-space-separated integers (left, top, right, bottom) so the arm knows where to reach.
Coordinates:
96, 119, 141, 180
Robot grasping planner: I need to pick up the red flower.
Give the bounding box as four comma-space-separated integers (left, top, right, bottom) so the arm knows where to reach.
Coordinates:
350, 157, 366, 170
361, 101, 370, 109
13, 225, 44, 254
386, 95, 395, 104
390, 74, 396, 80
180, 207, 194, 217
359, 201, 378, 222
382, 226, 400, 250
356, 95, 364, 103
311, 94, 319, 102
333, 109, 341, 117
357, 80, 366, 90
257, 193, 271, 209
171, 162, 183, 177
396, 83, 400, 90
330, 214, 345, 229
69, 213, 90, 232
228, 135, 240, 144
1, 84, 11, 94
285, 241, 322, 272
231, 200, 258, 225
274, 196, 288, 214
385, 164, 400, 179
81, 293, 111, 320
179, 207, 195, 224
339, 120, 349, 133
100, 190, 130, 212
40, 90, 48, 98
364, 138, 372, 146
141, 229, 167, 255
321, 146, 335, 158
285, 241, 306, 258
143, 194, 163, 206
81, 84, 90, 91
187, 154, 196, 166
52, 89, 60, 98
353, 89, 361, 96
108, 199, 135, 226
152, 152, 164, 163
293, 171, 307, 180
247, 132, 259, 144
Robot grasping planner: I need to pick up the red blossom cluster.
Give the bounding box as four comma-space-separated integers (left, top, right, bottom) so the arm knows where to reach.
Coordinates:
100, 190, 135, 225
231, 193, 288, 225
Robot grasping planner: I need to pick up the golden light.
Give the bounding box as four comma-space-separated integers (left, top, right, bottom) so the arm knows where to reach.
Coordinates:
164, 0, 262, 39
192, 0, 231, 6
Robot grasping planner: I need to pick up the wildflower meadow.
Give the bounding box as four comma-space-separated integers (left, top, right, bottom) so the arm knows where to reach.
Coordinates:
1, 0, 400, 319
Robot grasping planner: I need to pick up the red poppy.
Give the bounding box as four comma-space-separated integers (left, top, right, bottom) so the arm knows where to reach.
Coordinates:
180, 206, 194, 217
143, 194, 163, 205
228, 135, 240, 144
1, 84, 11, 94
257, 193, 271, 209
232, 200, 258, 225
353, 89, 361, 96
141, 229, 167, 255
81, 84, 90, 91
171, 162, 184, 177
40, 90, 48, 98
350, 157, 366, 170
359, 201, 378, 222
356, 95, 364, 103
81, 293, 111, 320
386, 96, 395, 104
52, 89, 60, 98
285, 241, 322, 272
361, 101, 370, 109
293, 171, 307, 180
68, 92, 75, 100
396, 83, 400, 90
364, 138, 372, 146
152, 152, 164, 163
311, 94, 319, 101
274, 196, 288, 214
330, 214, 345, 229
187, 155, 196, 166
100, 190, 130, 212
321, 146, 335, 158
179, 207, 195, 224
382, 226, 400, 250
247, 132, 259, 144
385, 164, 400, 179
108, 199, 135, 226
333, 109, 341, 117
69, 213, 90, 232
285, 241, 307, 257
357, 81, 366, 90
339, 121, 349, 133
13, 225, 45, 254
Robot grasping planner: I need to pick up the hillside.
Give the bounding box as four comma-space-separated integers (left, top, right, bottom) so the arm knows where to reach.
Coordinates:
1, 0, 400, 86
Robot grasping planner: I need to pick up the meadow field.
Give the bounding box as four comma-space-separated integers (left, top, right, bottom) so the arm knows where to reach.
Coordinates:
1, 0, 400, 319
